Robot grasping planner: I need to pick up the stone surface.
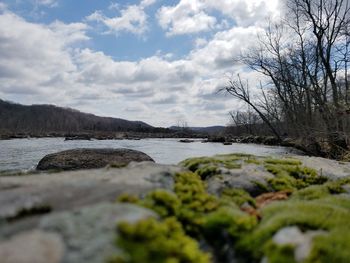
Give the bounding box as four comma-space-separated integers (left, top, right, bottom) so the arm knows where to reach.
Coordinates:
0, 230, 64, 263
206, 164, 274, 196
0, 153, 349, 263
293, 155, 350, 179
39, 203, 156, 263
0, 162, 181, 237
36, 148, 154, 171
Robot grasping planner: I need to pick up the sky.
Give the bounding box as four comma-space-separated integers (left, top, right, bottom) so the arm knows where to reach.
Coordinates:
0, 0, 281, 127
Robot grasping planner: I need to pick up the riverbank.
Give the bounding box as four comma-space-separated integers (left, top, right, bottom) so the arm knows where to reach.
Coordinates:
0, 152, 349, 262
206, 135, 350, 161
0, 130, 206, 141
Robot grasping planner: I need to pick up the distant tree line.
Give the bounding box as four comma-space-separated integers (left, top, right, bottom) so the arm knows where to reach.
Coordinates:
223, 0, 350, 158
0, 99, 171, 135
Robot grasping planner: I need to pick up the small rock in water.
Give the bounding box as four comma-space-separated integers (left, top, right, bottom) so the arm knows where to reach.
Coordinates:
36, 148, 154, 171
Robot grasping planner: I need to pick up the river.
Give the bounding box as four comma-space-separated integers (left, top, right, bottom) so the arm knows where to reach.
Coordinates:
0, 138, 303, 172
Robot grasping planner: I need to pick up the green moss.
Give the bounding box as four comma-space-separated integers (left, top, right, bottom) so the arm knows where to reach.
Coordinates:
267, 174, 298, 191
315, 195, 350, 210
113, 155, 350, 263
252, 180, 271, 193
110, 163, 128, 168
245, 158, 261, 165
306, 229, 350, 263
174, 172, 220, 235
109, 217, 211, 263
203, 207, 257, 240
238, 196, 350, 261
180, 157, 214, 172
179, 155, 242, 179
291, 185, 331, 200
264, 242, 296, 263
117, 193, 140, 204
264, 158, 302, 165
201, 207, 257, 262
326, 176, 350, 193
292, 177, 350, 201
223, 162, 241, 169
265, 163, 327, 191
216, 153, 252, 158
196, 165, 219, 180
221, 188, 256, 207
142, 190, 181, 218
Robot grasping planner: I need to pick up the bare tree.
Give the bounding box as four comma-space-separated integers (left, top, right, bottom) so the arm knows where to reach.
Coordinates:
222, 75, 282, 140
224, 0, 350, 158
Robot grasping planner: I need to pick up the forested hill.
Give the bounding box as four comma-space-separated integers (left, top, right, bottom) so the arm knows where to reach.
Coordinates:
0, 99, 153, 134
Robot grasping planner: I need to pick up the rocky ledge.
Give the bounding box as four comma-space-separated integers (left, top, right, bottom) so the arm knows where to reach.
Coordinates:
1, 152, 350, 263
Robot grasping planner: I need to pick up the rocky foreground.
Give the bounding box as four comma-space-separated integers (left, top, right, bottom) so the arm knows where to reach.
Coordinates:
0, 151, 350, 263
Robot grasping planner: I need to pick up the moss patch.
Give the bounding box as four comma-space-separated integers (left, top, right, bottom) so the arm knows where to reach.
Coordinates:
221, 188, 256, 207
179, 154, 243, 179
142, 190, 181, 218
264, 158, 302, 165
306, 229, 350, 263
204, 207, 257, 240
265, 162, 327, 191
108, 217, 211, 263
113, 154, 350, 263
238, 195, 350, 262
264, 242, 296, 263
173, 172, 220, 235
117, 193, 140, 204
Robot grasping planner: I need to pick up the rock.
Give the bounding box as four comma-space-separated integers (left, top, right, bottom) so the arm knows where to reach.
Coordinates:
0, 230, 64, 263
272, 226, 326, 262
293, 155, 350, 179
64, 135, 91, 141
0, 162, 181, 237
36, 148, 154, 171
179, 139, 195, 143
39, 203, 156, 263
206, 164, 273, 196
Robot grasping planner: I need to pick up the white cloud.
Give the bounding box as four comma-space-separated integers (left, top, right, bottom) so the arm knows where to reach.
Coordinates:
0, 4, 269, 127
194, 38, 208, 48
140, 0, 157, 7
49, 21, 90, 45
35, 0, 58, 8
0, 12, 88, 100
190, 26, 264, 71
157, 0, 281, 36
157, 0, 217, 36
86, 0, 156, 36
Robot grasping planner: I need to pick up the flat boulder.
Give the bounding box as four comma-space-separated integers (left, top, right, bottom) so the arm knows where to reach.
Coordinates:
36, 148, 154, 171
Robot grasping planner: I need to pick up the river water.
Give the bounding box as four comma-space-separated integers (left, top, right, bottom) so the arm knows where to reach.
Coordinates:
0, 138, 302, 172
